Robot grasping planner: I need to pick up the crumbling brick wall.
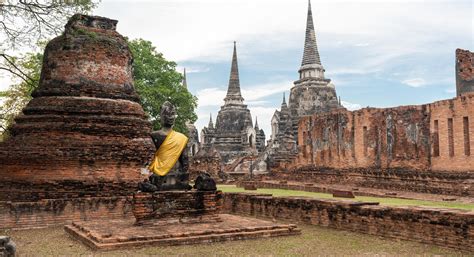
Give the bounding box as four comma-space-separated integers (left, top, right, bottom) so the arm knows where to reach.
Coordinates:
222, 193, 474, 252
456, 48, 474, 96
296, 94, 473, 172
290, 94, 473, 195
296, 105, 431, 170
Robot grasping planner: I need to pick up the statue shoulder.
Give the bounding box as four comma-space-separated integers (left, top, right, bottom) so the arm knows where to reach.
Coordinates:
150, 130, 167, 141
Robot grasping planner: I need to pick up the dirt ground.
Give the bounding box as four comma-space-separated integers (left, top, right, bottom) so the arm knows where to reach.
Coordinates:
2, 222, 464, 256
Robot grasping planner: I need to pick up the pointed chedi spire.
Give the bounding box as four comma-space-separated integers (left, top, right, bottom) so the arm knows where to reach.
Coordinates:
208, 113, 214, 128
182, 68, 188, 89
281, 92, 287, 108
255, 116, 259, 130
301, 0, 321, 67
224, 41, 244, 105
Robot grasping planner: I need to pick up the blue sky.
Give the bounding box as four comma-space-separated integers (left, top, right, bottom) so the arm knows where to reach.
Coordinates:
2, 0, 472, 138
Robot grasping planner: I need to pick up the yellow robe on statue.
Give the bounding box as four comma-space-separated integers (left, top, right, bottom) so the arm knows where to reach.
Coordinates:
148, 130, 189, 176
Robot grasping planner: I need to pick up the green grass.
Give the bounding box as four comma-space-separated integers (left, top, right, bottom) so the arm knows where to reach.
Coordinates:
218, 185, 474, 211
3, 223, 463, 256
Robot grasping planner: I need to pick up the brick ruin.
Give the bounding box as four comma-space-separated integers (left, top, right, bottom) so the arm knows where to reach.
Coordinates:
292, 93, 474, 196
456, 48, 474, 96
264, 1, 343, 172
223, 193, 474, 252
0, 14, 154, 227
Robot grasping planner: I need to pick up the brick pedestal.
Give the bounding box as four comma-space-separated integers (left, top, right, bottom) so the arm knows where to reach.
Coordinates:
132, 191, 222, 225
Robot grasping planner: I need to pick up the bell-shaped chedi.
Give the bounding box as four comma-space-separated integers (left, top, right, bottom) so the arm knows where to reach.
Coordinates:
0, 14, 154, 198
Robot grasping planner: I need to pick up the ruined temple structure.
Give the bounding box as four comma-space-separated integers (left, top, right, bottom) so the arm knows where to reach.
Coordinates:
0, 14, 155, 228
266, 94, 298, 170
265, 0, 344, 171
199, 42, 261, 164
456, 48, 474, 96
254, 117, 266, 153
288, 0, 343, 136
290, 48, 474, 197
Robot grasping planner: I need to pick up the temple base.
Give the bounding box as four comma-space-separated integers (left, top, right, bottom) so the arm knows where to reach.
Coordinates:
64, 214, 300, 250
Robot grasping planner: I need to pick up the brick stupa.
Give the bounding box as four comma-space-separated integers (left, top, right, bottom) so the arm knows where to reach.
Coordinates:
0, 14, 154, 201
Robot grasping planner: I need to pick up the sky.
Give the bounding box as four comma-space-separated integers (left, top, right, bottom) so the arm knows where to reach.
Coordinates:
1, 0, 472, 139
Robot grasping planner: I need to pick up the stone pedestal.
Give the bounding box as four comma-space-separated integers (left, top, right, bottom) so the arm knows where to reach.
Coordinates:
132, 191, 222, 225
65, 190, 301, 250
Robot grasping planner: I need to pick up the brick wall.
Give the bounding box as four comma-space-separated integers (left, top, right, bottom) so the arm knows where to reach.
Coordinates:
292, 94, 474, 195
222, 193, 474, 252
430, 94, 474, 171
296, 105, 433, 170
0, 196, 133, 229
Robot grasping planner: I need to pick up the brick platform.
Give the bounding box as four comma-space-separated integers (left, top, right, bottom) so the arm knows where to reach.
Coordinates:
133, 191, 222, 225
64, 214, 300, 250
222, 193, 474, 252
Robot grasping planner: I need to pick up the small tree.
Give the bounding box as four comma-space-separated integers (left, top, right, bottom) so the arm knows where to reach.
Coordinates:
129, 39, 198, 133
0, 51, 42, 139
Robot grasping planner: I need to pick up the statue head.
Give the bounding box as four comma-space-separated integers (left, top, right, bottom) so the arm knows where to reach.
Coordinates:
160, 101, 177, 128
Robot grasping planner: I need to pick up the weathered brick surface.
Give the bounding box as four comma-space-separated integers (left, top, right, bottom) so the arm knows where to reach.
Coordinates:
430, 94, 474, 171
456, 49, 474, 96
132, 191, 222, 225
292, 94, 474, 196
65, 214, 300, 250
0, 196, 133, 229
189, 157, 221, 181
0, 14, 154, 196
222, 193, 474, 252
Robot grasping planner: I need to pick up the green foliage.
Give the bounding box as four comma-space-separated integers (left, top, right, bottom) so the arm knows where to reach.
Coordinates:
128, 39, 198, 133
0, 51, 43, 139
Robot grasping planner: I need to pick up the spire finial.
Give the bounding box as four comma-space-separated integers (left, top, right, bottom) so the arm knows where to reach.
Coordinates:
224, 41, 244, 104
282, 92, 286, 104
255, 116, 259, 129
208, 113, 214, 128
182, 68, 188, 89
301, 0, 321, 67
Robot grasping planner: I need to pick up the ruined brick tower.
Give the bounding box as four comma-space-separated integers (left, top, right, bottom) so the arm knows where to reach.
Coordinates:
0, 14, 154, 198
288, 0, 343, 137
456, 48, 474, 96
265, 1, 343, 170
200, 42, 257, 163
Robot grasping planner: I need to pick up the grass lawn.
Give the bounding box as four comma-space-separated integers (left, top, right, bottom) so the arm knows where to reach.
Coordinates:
2, 222, 462, 256
218, 185, 474, 211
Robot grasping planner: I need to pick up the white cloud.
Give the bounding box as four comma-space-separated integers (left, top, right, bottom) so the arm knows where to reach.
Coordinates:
196, 87, 226, 107
402, 78, 427, 88
176, 65, 210, 74
327, 67, 380, 76
241, 80, 292, 102
196, 80, 291, 107
95, 0, 470, 63
341, 101, 362, 111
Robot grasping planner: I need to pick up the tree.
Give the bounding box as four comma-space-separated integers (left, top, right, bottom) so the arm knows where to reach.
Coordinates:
128, 39, 198, 133
0, 0, 98, 87
0, 50, 42, 139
